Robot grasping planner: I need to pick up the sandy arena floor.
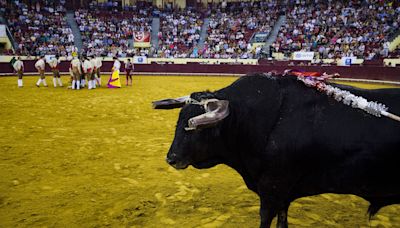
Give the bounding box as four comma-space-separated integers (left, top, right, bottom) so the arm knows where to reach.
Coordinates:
0, 75, 399, 227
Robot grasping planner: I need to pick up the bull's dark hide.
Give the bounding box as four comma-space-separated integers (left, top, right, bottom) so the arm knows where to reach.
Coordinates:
157, 74, 400, 228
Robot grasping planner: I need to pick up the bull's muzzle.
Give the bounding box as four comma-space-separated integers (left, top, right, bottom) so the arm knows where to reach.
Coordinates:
166, 153, 189, 169
166, 154, 177, 165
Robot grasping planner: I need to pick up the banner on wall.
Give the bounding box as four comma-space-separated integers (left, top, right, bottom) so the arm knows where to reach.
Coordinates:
45, 55, 56, 63
338, 56, 357, 66
133, 31, 151, 48
133, 56, 147, 64
293, 51, 315, 61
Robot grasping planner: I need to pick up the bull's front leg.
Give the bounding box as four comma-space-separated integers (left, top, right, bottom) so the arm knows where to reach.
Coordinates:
259, 196, 289, 228
259, 196, 277, 228
277, 204, 289, 228
258, 172, 292, 228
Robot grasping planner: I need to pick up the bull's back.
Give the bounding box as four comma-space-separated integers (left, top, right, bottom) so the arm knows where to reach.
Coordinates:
282, 82, 400, 197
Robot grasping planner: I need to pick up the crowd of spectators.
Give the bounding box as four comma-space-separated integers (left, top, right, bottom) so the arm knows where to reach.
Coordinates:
155, 9, 203, 58
273, 0, 400, 59
75, 6, 153, 57
204, 1, 279, 59
2, 0, 400, 60
5, 0, 76, 56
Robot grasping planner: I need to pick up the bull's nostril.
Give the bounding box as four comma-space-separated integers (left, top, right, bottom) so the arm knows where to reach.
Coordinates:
166, 153, 178, 165
166, 157, 177, 165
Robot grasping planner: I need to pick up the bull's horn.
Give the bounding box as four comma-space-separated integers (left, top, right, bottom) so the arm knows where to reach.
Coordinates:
185, 99, 229, 131
152, 95, 190, 109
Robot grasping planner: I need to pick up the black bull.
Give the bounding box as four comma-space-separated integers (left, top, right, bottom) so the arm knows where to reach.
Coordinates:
152, 74, 400, 227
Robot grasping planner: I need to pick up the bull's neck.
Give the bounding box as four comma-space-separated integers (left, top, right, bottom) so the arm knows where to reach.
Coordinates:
218, 82, 287, 192
219, 106, 263, 192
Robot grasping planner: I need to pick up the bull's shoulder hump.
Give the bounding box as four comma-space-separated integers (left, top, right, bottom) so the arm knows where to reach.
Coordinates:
223, 74, 293, 91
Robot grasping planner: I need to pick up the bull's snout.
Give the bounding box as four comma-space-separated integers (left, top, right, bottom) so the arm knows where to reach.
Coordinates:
166, 154, 177, 166
166, 153, 189, 169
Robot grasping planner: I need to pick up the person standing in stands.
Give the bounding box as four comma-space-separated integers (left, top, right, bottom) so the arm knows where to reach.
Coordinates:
48, 55, 63, 87
35, 56, 47, 87
107, 56, 121, 88
125, 58, 133, 86
13, 57, 24, 88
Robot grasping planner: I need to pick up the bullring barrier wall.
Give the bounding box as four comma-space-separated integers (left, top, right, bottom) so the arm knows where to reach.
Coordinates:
1, 60, 400, 82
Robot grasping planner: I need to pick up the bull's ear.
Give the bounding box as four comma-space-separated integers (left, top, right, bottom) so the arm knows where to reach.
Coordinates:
152, 96, 189, 109
185, 99, 229, 131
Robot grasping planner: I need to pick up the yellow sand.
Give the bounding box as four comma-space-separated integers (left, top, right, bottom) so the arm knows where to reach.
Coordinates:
0, 75, 399, 227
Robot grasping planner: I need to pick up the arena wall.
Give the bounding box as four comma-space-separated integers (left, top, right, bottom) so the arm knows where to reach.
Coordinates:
1, 60, 400, 82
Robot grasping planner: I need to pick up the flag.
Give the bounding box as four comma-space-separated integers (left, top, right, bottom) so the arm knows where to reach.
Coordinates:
133, 31, 151, 48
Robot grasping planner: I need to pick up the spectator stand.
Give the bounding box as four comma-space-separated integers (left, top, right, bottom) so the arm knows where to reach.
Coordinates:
5, 0, 76, 56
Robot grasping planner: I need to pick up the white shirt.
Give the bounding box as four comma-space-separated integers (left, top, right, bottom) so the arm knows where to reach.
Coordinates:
113, 60, 121, 71
35, 59, 45, 70
90, 58, 97, 70
82, 59, 93, 73
70, 58, 82, 74
13, 60, 24, 71
48, 58, 59, 68
95, 57, 102, 68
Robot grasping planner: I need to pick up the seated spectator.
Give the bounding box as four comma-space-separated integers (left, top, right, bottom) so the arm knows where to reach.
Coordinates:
156, 9, 203, 58
204, 1, 279, 59
275, 1, 400, 59
75, 6, 152, 57
6, 0, 76, 56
